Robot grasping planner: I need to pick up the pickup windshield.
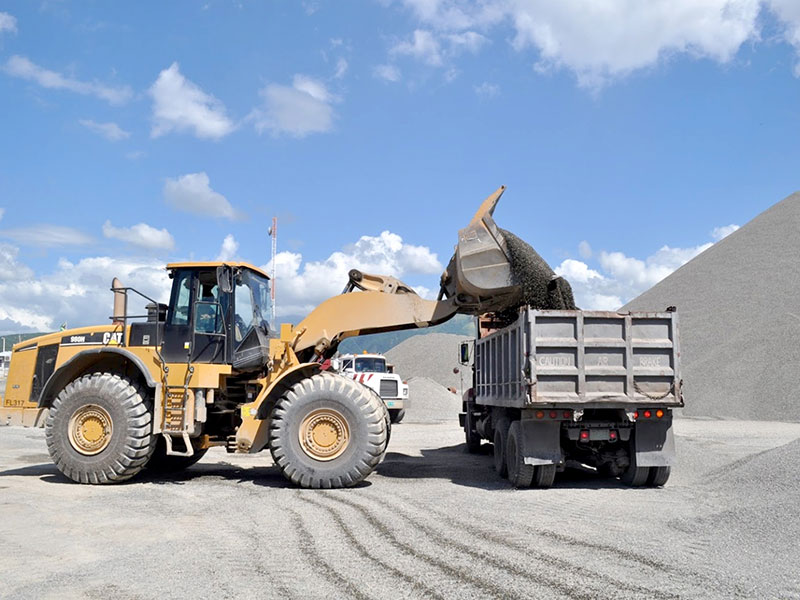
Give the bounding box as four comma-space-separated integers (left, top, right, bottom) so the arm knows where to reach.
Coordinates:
355, 357, 386, 373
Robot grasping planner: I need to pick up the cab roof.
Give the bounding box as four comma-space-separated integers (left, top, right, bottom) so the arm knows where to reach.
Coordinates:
166, 261, 270, 280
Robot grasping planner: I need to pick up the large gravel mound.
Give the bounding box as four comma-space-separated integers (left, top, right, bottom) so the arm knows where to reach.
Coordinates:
404, 377, 462, 423
624, 191, 800, 421
385, 332, 471, 390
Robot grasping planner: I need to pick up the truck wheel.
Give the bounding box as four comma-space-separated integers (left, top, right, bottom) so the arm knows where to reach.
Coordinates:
269, 372, 388, 488
646, 466, 671, 487
532, 464, 557, 488
45, 372, 156, 484
506, 421, 535, 488
146, 436, 208, 473
493, 417, 510, 476
620, 464, 651, 486
465, 404, 482, 453
389, 408, 405, 424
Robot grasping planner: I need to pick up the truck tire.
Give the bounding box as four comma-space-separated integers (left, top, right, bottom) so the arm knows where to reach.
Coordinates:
146, 436, 208, 473
45, 372, 156, 484
465, 404, 482, 453
620, 464, 651, 486
532, 464, 557, 488
269, 372, 389, 488
389, 408, 406, 424
506, 421, 535, 488
493, 417, 510, 476
646, 466, 671, 487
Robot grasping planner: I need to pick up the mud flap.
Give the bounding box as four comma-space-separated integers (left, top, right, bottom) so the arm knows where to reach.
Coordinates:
520, 419, 563, 466
634, 415, 675, 467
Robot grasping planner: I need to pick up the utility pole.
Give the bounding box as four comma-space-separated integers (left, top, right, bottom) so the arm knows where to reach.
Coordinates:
268, 216, 277, 326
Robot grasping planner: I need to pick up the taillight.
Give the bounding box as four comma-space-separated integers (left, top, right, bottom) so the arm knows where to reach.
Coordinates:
633, 411, 639, 420
656, 409, 664, 418
549, 411, 558, 419
563, 411, 572, 419
643, 410, 652, 419
609, 430, 618, 441
579, 430, 590, 442
536, 410, 545, 419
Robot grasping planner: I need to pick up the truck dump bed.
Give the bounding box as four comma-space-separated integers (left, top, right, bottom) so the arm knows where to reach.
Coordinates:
474, 309, 682, 408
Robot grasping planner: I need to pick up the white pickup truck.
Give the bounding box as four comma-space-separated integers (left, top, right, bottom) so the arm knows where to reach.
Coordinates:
332, 353, 409, 423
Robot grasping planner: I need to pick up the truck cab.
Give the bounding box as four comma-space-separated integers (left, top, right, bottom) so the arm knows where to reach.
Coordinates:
333, 352, 409, 423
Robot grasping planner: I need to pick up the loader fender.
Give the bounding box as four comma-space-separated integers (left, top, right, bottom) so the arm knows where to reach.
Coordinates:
634, 413, 676, 467
520, 419, 563, 466
38, 348, 158, 409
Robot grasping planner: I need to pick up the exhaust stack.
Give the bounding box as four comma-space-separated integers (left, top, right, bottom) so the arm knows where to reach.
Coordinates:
112, 278, 127, 324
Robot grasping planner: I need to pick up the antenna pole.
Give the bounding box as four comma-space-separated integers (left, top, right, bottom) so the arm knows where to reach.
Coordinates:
270, 216, 277, 325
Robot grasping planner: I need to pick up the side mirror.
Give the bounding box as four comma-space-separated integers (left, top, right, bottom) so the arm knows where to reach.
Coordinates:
217, 266, 233, 294
459, 341, 470, 364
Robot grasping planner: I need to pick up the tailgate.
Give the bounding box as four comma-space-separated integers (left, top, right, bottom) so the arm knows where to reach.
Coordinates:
529, 309, 682, 406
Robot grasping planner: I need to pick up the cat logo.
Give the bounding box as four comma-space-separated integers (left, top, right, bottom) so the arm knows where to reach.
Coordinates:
103, 332, 124, 345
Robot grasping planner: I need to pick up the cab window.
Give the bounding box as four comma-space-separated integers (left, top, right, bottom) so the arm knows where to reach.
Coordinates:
355, 357, 387, 373
168, 271, 193, 326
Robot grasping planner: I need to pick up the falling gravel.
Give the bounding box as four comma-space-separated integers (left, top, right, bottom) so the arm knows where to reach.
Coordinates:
501, 228, 577, 310
624, 191, 800, 421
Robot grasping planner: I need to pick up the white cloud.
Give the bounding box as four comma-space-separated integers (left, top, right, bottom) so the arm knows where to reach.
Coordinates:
474, 81, 499, 98
446, 31, 488, 54
0, 225, 93, 248
374, 64, 402, 82
0, 11, 18, 34
79, 119, 131, 141
392, 0, 773, 87
3, 55, 132, 104
163, 172, 236, 220
149, 62, 235, 140
0, 208, 5, 222
216, 234, 238, 261
768, 0, 800, 75
554, 233, 726, 309
334, 57, 349, 79
102, 221, 175, 251
578, 240, 592, 259
262, 230, 442, 317
711, 224, 740, 241
0, 252, 169, 334
392, 29, 443, 66
251, 74, 336, 138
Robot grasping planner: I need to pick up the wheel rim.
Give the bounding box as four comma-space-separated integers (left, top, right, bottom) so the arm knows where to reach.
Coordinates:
67, 404, 113, 456
299, 408, 350, 462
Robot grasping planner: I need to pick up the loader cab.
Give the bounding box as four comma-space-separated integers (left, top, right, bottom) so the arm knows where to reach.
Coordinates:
161, 263, 271, 370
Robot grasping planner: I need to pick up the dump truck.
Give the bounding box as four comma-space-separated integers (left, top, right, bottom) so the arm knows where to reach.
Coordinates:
0, 186, 533, 488
459, 307, 683, 489
331, 353, 409, 423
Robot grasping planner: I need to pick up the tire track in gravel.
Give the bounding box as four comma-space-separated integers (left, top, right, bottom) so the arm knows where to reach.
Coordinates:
285, 506, 374, 600
322, 491, 600, 600
297, 493, 448, 600
381, 488, 748, 599
316, 492, 517, 599
361, 489, 679, 600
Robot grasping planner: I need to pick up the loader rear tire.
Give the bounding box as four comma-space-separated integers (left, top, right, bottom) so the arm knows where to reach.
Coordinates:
269, 372, 389, 488
146, 436, 208, 473
389, 408, 405, 424
45, 372, 156, 484
493, 417, 510, 477
506, 421, 535, 488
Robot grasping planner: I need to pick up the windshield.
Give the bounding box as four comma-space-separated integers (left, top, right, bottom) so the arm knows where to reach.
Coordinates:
234, 270, 270, 343
355, 357, 387, 373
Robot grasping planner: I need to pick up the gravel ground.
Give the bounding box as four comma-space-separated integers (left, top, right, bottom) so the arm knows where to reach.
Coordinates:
624, 191, 800, 422
1, 418, 799, 600
404, 377, 462, 423
386, 333, 471, 391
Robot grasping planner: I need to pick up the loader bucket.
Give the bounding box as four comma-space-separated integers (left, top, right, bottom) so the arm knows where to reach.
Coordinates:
440, 186, 522, 313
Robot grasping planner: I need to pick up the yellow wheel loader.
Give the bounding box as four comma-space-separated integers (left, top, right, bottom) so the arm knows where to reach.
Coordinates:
0, 187, 529, 488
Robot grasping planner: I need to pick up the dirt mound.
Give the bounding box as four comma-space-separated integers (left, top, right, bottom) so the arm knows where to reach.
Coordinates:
404, 377, 462, 424
624, 191, 800, 421
385, 333, 471, 390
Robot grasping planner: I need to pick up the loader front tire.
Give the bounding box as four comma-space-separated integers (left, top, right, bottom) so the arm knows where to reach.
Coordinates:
45, 372, 156, 484
269, 372, 389, 488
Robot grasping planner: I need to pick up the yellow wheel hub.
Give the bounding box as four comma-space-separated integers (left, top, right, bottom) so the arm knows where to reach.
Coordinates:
68, 405, 113, 456
299, 408, 350, 462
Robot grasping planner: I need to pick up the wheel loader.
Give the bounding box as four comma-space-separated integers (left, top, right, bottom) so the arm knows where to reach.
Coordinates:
0, 186, 528, 488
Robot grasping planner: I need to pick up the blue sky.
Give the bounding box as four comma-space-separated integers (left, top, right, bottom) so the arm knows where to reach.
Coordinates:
0, 0, 799, 333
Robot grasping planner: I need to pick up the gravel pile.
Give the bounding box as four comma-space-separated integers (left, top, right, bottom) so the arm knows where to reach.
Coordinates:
624, 191, 800, 421
385, 332, 471, 390
404, 376, 463, 423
